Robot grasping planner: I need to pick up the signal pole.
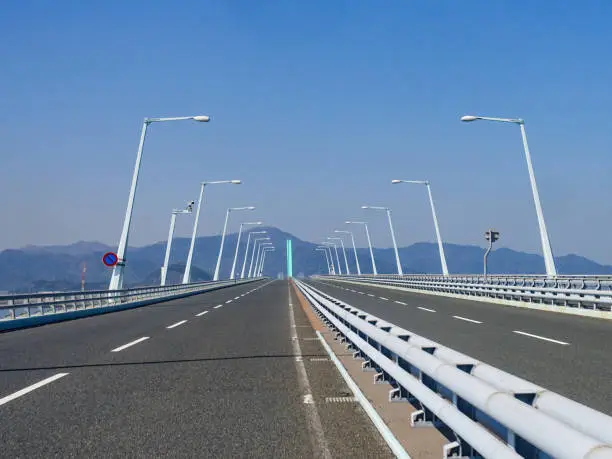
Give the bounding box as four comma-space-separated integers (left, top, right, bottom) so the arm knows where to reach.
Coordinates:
484, 229, 500, 281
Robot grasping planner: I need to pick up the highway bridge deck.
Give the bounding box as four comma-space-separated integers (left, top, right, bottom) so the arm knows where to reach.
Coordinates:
0, 280, 392, 458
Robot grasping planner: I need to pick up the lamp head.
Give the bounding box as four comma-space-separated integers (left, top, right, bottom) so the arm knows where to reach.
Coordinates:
192, 115, 211, 122
460, 115, 479, 122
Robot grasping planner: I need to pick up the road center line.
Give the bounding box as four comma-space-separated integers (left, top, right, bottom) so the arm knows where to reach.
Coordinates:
452, 315, 482, 324
167, 320, 187, 329
394, 300, 407, 305
418, 306, 436, 313
0, 373, 69, 406
196, 311, 209, 317
513, 330, 570, 345
111, 336, 150, 352
379, 297, 389, 301
367, 293, 375, 297
226, 299, 233, 304
214, 305, 223, 309
358, 292, 365, 295
234, 296, 240, 300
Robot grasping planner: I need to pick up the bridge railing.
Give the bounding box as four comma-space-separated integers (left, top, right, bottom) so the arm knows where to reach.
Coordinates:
316, 274, 612, 312
295, 279, 612, 459
0, 279, 261, 322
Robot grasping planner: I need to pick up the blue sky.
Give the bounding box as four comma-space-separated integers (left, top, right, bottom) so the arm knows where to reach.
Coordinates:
2, 1, 612, 264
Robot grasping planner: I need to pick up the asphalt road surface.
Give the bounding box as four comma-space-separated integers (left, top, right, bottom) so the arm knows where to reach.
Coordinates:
306, 278, 612, 416
0, 280, 392, 458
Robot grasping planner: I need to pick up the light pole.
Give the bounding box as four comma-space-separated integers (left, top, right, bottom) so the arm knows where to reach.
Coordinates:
346, 221, 377, 275
484, 229, 500, 280
316, 247, 332, 274
362, 206, 403, 275
328, 237, 350, 275
461, 115, 557, 278
334, 230, 361, 275
322, 241, 342, 275
254, 243, 273, 277
160, 201, 194, 286
182, 180, 241, 284
229, 221, 262, 280
249, 237, 270, 277
391, 179, 449, 276
213, 206, 256, 281
259, 247, 275, 276
241, 231, 266, 278
320, 245, 336, 274
109, 115, 210, 290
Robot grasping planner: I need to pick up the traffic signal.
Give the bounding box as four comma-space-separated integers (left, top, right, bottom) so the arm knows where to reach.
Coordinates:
485, 229, 500, 243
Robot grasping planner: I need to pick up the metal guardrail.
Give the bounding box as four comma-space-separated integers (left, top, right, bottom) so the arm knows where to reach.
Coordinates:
295, 279, 612, 459
341, 273, 612, 291
317, 275, 612, 312
0, 279, 262, 322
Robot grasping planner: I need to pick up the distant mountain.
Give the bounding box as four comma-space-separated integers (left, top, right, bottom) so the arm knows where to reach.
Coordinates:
1, 226, 611, 292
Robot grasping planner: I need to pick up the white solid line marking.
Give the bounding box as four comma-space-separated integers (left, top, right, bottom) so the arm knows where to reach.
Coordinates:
0, 373, 69, 406
418, 306, 436, 313
167, 320, 187, 329
226, 299, 232, 304
379, 297, 389, 301
303, 394, 314, 404
316, 331, 409, 458
196, 311, 209, 317
111, 336, 150, 352
453, 315, 482, 324
513, 330, 570, 345
214, 305, 223, 309
394, 300, 407, 305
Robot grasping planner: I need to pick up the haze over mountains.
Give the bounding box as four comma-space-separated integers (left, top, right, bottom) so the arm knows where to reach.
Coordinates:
1, 226, 611, 293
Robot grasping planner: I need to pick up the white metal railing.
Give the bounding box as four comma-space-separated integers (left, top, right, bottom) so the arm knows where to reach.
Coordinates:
317, 275, 612, 312
0, 278, 262, 322
295, 279, 612, 459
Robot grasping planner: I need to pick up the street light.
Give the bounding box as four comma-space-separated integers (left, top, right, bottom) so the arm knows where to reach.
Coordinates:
241, 231, 266, 278
316, 247, 332, 274
182, 179, 241, 284
392, 179, 449, 276
258, 246, 275, 276
213, 206, 256, 281
254, 243, 273, 277
229, 221, 262, 280
249, 237, 270, 277
322, 241, 342, 275
461, 114, 557, 278
327, 237, 350, 275
319, 245, 336, 274
160, 201, 194, 286
334, 230, 361, 275
362, 206, 403, 275
109, 115, 211, 290
346, 221, 377, 275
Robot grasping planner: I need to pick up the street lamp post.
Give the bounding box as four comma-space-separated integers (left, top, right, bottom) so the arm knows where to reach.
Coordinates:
334, 230, 361, 275
346, 221, 377, 275
320, 245, 336, 274
391, 179, 449, 276
316, 247, 332, 274
254, 243, 272, 277
249, 237, 270, 277
461, 115, 557, 278
160, 201, 194, 286
213, 206, 256, 281
328, 237, 350, 275
230, 221, 262, 280
241, 231, 266, 278
259, 247, 275, 276
109, 115, 210, 290
323, 241, 342, 275
182, 180, 241, 284
362, 206, 403, 275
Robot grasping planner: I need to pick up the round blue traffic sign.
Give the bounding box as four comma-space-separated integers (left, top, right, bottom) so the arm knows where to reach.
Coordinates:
102, 252, 119, 267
